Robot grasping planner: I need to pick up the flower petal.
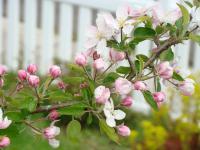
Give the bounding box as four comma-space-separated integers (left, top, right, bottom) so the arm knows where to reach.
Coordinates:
116, 6, 128, 21
48, 139, 60, 148
106, 117, 116, 127
113, 110, 126, 120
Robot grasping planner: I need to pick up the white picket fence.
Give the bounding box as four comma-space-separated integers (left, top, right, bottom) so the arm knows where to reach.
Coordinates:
0, 0, 199, 113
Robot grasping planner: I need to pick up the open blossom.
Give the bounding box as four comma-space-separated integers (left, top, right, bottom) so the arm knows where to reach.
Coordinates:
133, 81, 147, 91
156, 61, 173, 79
93, 58, 105, 71
153, 92, 166, 102
178, 78, 195, 96
75, 53, 87, 66
109, 48, 125, 62
0, 79, 3, 88
49, 65, 61, 79
0, 108, 12, 129
121, 96, 133, 107
85, 13, 114, 49
115, 77, 132, 95
104, 99, 126, 127
0, 136, 10, 148
117, 125, 131, 137
28, 75, 40, 87
18, 70, 27, 81
48, 138, 60, 149
48, 110, 60, 121
27, 64, 37, 74
0, 65, 6, 76
94, 86, 110, 104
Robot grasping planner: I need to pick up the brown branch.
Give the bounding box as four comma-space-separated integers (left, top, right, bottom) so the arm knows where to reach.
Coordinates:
31, 101, 79, 114
125, 52, 135, 73
127, 38, 181, 80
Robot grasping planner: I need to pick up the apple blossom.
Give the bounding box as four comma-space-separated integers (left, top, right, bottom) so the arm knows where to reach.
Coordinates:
27, 64, 37, 74
43, 125, 60, 139
48, 110, 60, 121
0, 108, 12, 129
94, 86, 110, 104
153, 92, 166, 102
133, 81, 147, 91
75, 53, 87, 66
178, 78, 195, 96
121, 96, 133, 107
0, 65, 6, 76
117, 125, 131, 137
93, 58, 105, 71
0, 136, 10, 148
49, 65, 61, 79
57, 81, 66, 89
28, 75, 40, 87
115, 77, 132, 95
156, 61, 173, 79
48, 138, 60, 148
103, 99, 126, 127
18, 70, 27, 81
109, 48, 125, 62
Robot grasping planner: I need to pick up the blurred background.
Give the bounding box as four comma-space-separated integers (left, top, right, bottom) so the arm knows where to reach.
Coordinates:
0, 0, 199, 149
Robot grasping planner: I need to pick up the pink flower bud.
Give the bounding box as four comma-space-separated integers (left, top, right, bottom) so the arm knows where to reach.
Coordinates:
75, 53, 87, 66
133, 81, 147, 91
48, 110, 60, 121
0, 79, 4, 88
121, 96, 133, 107
57, 81, 65, 89
0, 65, 6, 76
44, 125, 60, 139
117, 125, 131, 136
115, 77, 132, 95
28, 75, 40, 87
109, 48, 125, 62
178, 78, 195, 96
94, 86, 110, 104
0, 136, 10, 148
18, 70, 27, 81
49, 65, 61, 79
93, 58, 105, 71
156, 61, 173, 79
153, 92, 166, 102
27, 64, 37, 74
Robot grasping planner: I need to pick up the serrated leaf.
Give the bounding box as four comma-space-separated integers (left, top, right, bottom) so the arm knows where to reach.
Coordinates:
66, 120, 81, 141
160, 48, 174, 61
99, 119, 119, 143
67, 63, 84, 74
134, 59, 143, 74
49, 90, 73, 101
177, 4, 190, 26
136, 54, 149, 62
142, 91, 158, 111
189, 33, 200, 44
63, 77, 85, 85
172, 72, 184, 81
103, 72, 120, 84
134, 27, 156, 39
116, 66, 131, 74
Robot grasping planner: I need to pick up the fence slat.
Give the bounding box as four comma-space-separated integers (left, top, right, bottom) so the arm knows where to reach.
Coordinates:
194, 43, 200, 71
24, 0, 37, 67
6, 0, 20, 70
58, 3, 73, 61
0, 0, 3, 64
175, 41, 190, 70
40, 0, 55, 73
77, 7, 92, 53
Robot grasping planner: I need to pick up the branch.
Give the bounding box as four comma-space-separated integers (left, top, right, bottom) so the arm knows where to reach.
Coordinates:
31, 101, 79, 114
127, 38, 181, 80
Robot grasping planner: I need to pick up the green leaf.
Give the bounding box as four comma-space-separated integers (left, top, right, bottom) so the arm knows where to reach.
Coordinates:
49, 90, 73, 101
87, 113, 93, 125
63, 77, 85, 85
155, 25, 164, 34
116, 66, 131, 74
134, 59, 143, 74
160, 48, 174, 61
142, 91, 158, 111
172, 72, 184, 81
67, 63, 84, 74
156, 77, 161, 92
66, 120, 81, 141
5, 111, 25, 122
136, 54, 149, 62
58, 103, 87, 116
177, 4, 190, 26
81, 88, 93, 101
184, 0, 193, 8
189, 33, 200, 44
99, 119, 119, 143
103, 72, 120, 84
134, 27, 156, 39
